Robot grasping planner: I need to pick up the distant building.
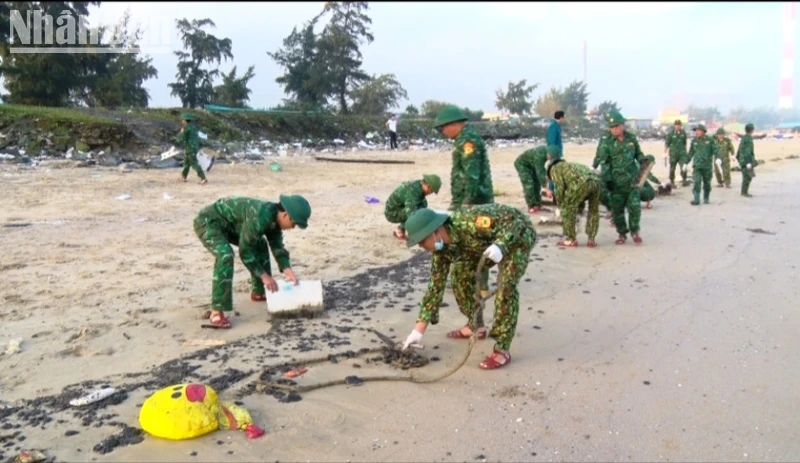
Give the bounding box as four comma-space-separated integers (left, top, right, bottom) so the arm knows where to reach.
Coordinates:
625, 118, 654, 131
657, 108, 689, 125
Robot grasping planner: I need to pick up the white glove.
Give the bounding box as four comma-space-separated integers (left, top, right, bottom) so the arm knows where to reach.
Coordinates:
682, 164, 688, 173
402, 329, 424, 351
746, 163, 752, 169
554, 207, 561, 218
715, 158, 722, 167
483, 244, 503, 264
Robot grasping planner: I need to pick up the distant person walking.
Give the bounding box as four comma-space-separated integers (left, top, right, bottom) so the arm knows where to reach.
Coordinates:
386, 115, 398, 150
546, 111, 565, 195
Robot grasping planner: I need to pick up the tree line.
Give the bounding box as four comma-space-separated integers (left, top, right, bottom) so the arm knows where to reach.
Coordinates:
0, 1, 793, 126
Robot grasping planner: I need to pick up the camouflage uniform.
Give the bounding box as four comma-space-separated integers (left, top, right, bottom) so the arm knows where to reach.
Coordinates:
640, 172, 661, 202
737, 131, 757, 196
417, 204, 536, 351
177, 122, 206, 181
594, 129, 646, 236
514, 146, 547, 209
687, 131, 720, 204
714, 135, 735, 187
384, 180, 428, 233
548, 160, 601, 241
665, 127, 688, 185
449, 124, 494, 209
193, 197, 291, 312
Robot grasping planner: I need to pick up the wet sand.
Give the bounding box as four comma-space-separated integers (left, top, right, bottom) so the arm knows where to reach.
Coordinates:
1, 139, 799, 462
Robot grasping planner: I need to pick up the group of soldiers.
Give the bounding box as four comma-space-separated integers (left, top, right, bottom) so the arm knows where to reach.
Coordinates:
177, 105, 759, 373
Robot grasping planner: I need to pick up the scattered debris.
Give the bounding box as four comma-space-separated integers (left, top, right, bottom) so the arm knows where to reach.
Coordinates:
182, 339, 226, 348
115, 194, 131, 201
163, 193, 174, 200
14, 450, 47, 463
746, 228, 776, 235
5, 338, 22, 355
69, 387, 118, 407
282, 367, 308, 379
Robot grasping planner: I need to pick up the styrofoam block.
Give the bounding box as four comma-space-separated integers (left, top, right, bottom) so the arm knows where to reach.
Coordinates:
266, 280, 324, 315
433, 209, 451, 216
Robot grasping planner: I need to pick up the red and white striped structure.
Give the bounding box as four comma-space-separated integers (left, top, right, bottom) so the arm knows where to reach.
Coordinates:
779, 2, 797, 110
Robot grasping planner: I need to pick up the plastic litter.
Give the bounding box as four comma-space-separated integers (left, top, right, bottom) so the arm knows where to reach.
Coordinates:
363, 195, 380, 204
163, 193, 173, 200
116, 194, 131, 201
269, 162, 282, 172
70, 387, 117, 406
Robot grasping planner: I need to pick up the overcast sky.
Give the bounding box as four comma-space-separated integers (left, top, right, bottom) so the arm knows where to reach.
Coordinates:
87, 1, 789, 117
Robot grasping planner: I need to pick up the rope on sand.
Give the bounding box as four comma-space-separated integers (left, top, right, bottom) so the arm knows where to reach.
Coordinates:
313, 156, 415, 165
256, 256, 494, 393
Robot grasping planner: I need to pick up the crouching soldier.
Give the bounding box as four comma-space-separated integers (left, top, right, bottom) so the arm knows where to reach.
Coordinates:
547, 146, 601, 247
193, 195, 311, 329
384, 174, 442, 240
514, 146, 551, 214
401, 205, 536, 370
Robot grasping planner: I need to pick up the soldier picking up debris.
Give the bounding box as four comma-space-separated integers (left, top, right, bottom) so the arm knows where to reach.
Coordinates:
546, 146, 601, 248
513, 146, 551, 214
401, 205, 536, 370
193, 195, 311, 329
384, 174, 442, 240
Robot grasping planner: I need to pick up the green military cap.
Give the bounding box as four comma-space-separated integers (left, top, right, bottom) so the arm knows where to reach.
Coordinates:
180, 112, 196, 121
694, 124, 707, 132
715, 128, 725, 136
279, 194, 311, 229
745, 123, 754, 131
546, 145, 562, 160
645, 154, 656, 163
606, 110, 626, 127
422, 174, 442, 194
434, 106, 468, 128
404, 208, 448, 248
674, 119, 682, 125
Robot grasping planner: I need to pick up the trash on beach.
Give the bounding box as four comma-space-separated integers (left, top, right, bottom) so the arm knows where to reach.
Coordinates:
269, 162, 282, 171
116, 194, 131, 201
282, 366, 308, 379
70, 387, 118, 407
5, 339, 22, 355
139, 383, 265, 441
160, 146, 181, 161
182, 339, 226, 347
198, 131, 208, 140
14, 450, 47, 463
364, 195, 380, 204
163, 193, 174, 200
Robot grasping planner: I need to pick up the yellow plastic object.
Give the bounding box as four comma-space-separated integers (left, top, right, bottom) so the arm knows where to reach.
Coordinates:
139, 383, 260, 441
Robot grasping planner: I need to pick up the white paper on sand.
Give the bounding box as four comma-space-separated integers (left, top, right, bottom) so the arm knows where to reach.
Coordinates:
69, 387, 117, 406
160, 146, 181, 160
198, 148, 217, 172
265, 280, 324, 315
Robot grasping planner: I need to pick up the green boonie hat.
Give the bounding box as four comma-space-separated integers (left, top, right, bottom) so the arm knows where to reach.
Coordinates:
546, 145, 562, 160
434, 106, 468, 128
180, 112, 196, 121
745, 123, 754, 131
422, 174, 442, 194
715, 128, 725, 136
279, 194, 311, 229
404, 208, 448, 248
606, 110, 626, 127
645, 154, 656, 163
674, 119, 682, 125
694, 124, 707, 132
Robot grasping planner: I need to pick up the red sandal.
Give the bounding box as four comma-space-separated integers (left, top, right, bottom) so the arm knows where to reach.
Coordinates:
557, 240, 578, 247
392, 229, 405, 240
632, 234, 643, 244
587, 240, 597, 248
447, 326, 487, 340
528, 207, 540, 214
203, 312, 232, 329
615, 235, 627, 245
251, 293, 266, 302
479, 350, 511, 370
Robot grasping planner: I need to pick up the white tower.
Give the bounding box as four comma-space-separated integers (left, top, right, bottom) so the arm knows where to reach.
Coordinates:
779, 2, 796, 110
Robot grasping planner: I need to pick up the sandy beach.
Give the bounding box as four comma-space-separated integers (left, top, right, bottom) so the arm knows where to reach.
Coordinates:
1, 138, 799, 462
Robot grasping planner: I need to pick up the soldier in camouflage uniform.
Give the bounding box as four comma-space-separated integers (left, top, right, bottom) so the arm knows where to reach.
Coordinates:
638, 155, 662, 209
385, 174, 442, 240
687, 124, 721, 206
736, 123, 757, 197
434, 106, 494, 210
664, 119, 689, 186
177, 113, 207, 185
435, 105, 494, 296
193, 195, 311, 328
593, 110, 647, 245
714, 128, 735, 188
547, 146, 601, 248
514, 146, 551, 214
400, 206, 535, 370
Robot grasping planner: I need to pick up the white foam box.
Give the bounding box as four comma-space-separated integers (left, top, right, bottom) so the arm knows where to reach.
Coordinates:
265, 280, 325, 316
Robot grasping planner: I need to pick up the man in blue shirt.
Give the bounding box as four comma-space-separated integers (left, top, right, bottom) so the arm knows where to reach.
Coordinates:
545, 111, 565, 200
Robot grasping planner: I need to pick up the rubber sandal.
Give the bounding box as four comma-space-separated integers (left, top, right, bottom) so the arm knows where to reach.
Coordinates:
632, 235, 643, 244
447, 327, 487, 340
479, 350, 511, 370
587, 240, 597, 248
282, 366, 308, 379
557, 240, 578, 247
645, 203, 652, 209
202, 313, 231, 329
392, 230, 405, 240
528, 207, 540, 214
251, 293, 266, 302
199, 179, 208, 185
615, 236, 627, 245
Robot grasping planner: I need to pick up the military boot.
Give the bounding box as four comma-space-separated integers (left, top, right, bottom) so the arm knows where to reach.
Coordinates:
690, 192, 700, 206
703, 193, 710, 204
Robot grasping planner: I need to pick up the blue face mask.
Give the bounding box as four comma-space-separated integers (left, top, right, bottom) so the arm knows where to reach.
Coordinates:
433, 233, 444, 251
